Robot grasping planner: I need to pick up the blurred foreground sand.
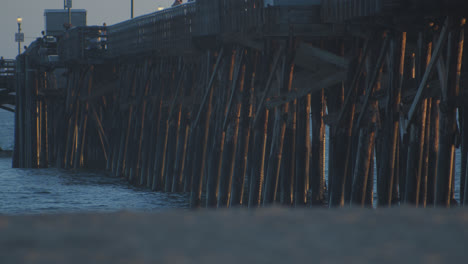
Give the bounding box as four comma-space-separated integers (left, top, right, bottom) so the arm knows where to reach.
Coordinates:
1, 208, 468, 263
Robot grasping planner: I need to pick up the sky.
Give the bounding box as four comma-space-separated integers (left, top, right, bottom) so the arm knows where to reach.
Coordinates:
0, 0, 175, 59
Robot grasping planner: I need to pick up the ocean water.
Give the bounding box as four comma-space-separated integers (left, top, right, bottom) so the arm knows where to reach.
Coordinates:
0, 110, 14, 151
0, 158, 189, 215
0, 109, 189, 215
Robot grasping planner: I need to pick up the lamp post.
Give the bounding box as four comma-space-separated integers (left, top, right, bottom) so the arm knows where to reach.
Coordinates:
131, 0, 134, 19
64, 0, 72, 26
16, 17, 23, 55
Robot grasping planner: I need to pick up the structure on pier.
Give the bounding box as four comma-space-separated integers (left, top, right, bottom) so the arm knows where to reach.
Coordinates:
14, 0, 468, 208
0, 59, 16, 112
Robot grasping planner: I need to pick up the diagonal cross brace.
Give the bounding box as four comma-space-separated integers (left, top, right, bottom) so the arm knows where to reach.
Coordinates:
252, 47, 284, 127
193, 47, 225, 128
405, 18, 449, 133
355, 34, 390, 129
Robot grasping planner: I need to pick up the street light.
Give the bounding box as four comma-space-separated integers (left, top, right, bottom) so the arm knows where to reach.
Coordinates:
15, 17, 24, 55
64, 0, 72, 26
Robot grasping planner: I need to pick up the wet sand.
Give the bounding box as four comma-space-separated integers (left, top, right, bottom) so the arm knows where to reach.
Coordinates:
1, 208, 468, 264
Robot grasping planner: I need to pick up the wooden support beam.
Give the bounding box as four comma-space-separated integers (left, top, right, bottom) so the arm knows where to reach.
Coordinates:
168, 66, 186, 120
230, 52, 257, 207
172, 113, 189, 193
164, 106, 181, 192
294, 95, 309, 207
350, 105, 377, 207
309, 91, 327, 206
223, 48, 244, 131
191, 53, 218, 208
377, 32, 407, 207
366, 146, 375, 207
436, 56, 448, 101
435, 19, 465, 207
262, 109, 283, 205
351, 44, 383, 207
420, 99, 433, 207
183, 116, 196, 193
262, 45, 296, 206
334, 38, 370, 134
152, 104, 168, 191
136, 71, 151, 185
91, 105, 109, 161
206, 51, 233, 208
248, 109, 269, 208
219, 53, 248, 207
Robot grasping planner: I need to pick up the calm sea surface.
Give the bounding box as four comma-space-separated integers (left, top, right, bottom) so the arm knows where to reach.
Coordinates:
0, 110, 189, 215
0, 109, 14, 151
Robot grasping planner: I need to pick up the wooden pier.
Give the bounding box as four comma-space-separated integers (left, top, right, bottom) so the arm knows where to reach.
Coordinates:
13, 0, 468, 208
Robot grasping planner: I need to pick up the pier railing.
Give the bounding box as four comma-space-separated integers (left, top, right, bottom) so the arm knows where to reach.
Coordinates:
0, 59, 16, 91
263, 1, 322, 36
0, 59, 16, 77
58, 0, 325, 61
194, 0, 221, 36
195, 0, 264, 36
107, 2, 196, 57
220, 0, 264, 34
196, 0, 323, 38
321, 0, 403, 22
